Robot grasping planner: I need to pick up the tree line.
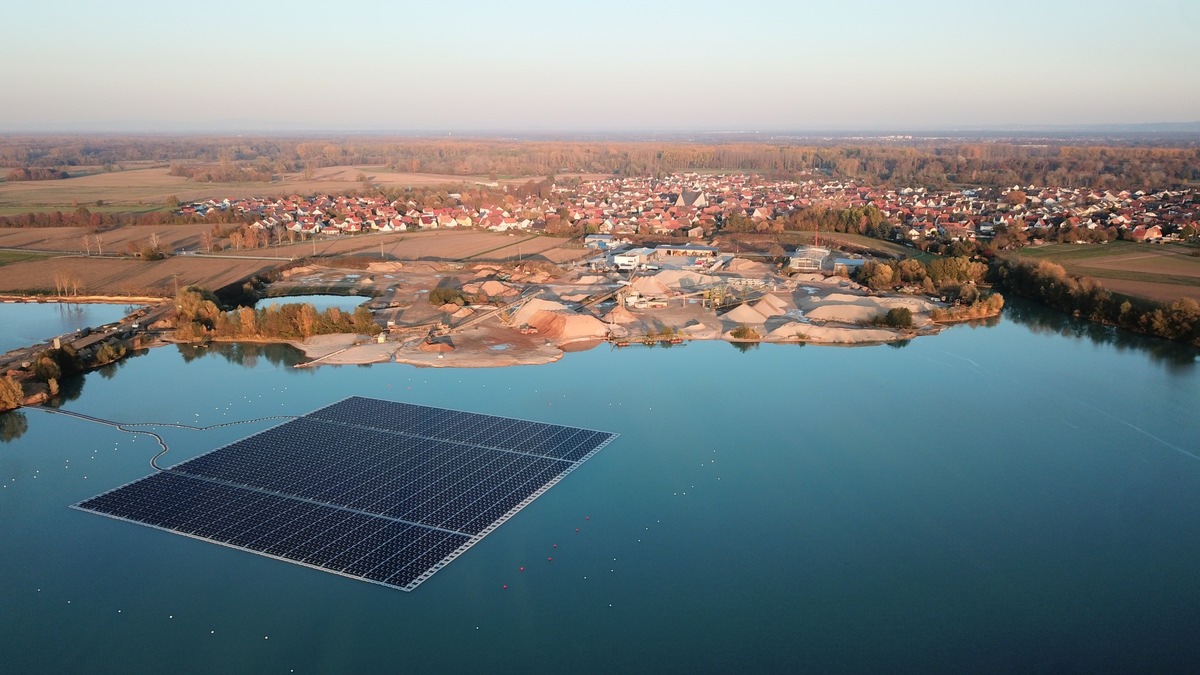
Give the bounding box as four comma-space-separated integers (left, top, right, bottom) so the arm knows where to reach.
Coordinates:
174, 287, 382, 342
6, 167, 70, 181
991, 258, 1200, 346
4, 135, 1198, 190
0, 205, 248, 231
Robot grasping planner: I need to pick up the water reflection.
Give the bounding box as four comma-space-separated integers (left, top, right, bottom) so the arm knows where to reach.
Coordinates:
1004, 297, 1198, 373
0, 410, 28, 443
176, 342, 307, 369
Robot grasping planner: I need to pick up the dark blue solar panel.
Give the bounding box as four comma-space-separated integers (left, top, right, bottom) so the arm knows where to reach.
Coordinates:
75, 397, 616, 591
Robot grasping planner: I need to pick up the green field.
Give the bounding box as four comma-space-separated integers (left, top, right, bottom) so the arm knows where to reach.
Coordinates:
778, 231, 938, 261
0, 250, 53, 266
1015, 241, 1145, 261
1014, 240, 1200, 302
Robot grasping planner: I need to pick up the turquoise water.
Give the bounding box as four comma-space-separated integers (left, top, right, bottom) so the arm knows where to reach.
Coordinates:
257, 294, 367, 313
0, 302, 135, 354
2, 300, 1199, 673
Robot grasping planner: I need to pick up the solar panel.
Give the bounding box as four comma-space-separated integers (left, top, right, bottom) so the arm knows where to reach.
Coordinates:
74, 397, 617, 591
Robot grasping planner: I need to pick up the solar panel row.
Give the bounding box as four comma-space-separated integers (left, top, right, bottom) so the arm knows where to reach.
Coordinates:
75, 397, 616, 591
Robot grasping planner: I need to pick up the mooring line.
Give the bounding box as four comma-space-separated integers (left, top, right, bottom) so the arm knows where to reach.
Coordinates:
31, 407, 299, 470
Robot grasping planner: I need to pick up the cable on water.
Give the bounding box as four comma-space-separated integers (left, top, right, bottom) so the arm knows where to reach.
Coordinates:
31, 407, 299, 471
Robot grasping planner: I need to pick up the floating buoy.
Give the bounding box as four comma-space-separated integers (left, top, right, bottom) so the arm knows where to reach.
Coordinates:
585, 516, 590, 521
519, 566, 524, 572
503, 585, 507, 590
553, 544, 557, 549
547, 557, 552, 562
575, 528, 579, 533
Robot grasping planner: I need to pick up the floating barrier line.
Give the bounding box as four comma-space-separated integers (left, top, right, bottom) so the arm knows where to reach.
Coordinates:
32, 407, 299, 470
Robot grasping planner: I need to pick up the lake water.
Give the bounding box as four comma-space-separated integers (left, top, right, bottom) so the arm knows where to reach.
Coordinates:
0, 302, 135, 354
2, 300, 1199, 673
256, 294, 368, 313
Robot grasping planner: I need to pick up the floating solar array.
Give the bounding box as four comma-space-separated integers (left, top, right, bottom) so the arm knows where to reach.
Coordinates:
74, 397, 617, 591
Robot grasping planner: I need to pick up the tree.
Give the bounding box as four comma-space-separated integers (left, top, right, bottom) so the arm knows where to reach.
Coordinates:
0, 411, 28, 442
0, 376, 24, 410
896, 258, 927, 284
858, 260, 894, 290
869, 307, 914, 328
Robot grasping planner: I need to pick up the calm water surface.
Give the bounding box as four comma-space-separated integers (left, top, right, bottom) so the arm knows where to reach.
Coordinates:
257, 294, 368, 313
0, 303, 134, 354
1, 300, 1198, 673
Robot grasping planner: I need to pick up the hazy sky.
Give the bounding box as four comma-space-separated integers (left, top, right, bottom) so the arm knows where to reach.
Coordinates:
2, 0, 1197, 132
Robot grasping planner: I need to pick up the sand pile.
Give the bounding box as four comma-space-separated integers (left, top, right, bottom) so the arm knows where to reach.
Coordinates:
513, 298, 570, 325
480, 279, 518, 297
525, 311, 608, 341
630, 276, 671, 297
577, 275, 607, 285
515, 298, 608, 341
451, 306, 474, 320
682, 321, 720, 339
282, 265, 317, 278
806, 304, 877, 323
418, 339, 454, 352
604, 305, 637, 324
722, 302, 769, 324
768, 321, 899, 343
725, 258, 774, 275
366, 262, 405, 273
752, 294, 789, 317
800, 292, 939, 325
653, 270, 719, 290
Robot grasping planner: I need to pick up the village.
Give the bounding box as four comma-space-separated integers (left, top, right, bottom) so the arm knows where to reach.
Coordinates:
154, 171, 1200, 367
178, 172, 1198, 249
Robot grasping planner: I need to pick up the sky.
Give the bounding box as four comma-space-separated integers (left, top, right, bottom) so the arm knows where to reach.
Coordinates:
2, 0, 1197, 133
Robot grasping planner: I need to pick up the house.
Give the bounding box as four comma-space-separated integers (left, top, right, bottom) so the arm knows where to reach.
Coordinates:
1130, 224, 1162, 242
614, 247, 655, 270
675, 191, 708, 208
584, 234, 615, 250
652, 243, 719, 259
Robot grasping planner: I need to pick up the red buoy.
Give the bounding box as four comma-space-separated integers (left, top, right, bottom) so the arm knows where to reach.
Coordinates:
519, 566, 524, 572
575, 528, 579, 533
547, 557, 552, 562
503, 585, 507, 589
585, 516, 590, 521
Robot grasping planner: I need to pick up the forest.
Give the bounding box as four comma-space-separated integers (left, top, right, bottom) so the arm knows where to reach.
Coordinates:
2, 135, 1198, 190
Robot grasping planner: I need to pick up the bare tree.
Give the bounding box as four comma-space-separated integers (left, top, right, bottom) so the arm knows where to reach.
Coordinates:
82, 235, 91, 255
95, 235, 104, 256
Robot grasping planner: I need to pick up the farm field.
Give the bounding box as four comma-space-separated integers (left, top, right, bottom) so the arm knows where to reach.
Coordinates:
222, 230, 578, 262
0, 223, 212, 254
1016, 242, 1200, 302
0, 255, 282, 297
0, 229, 581, 296
779, 230, 937, 261
0, 250, 52, 266
0, 166, 607, 213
